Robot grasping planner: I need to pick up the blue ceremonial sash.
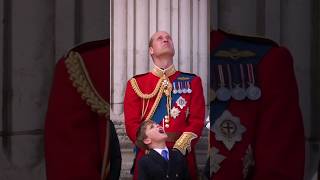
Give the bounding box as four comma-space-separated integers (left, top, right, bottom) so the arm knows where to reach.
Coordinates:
152, 73, 195, 124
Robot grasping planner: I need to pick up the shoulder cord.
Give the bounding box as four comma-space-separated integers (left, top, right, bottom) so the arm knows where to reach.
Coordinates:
65, 51, 109, 117
130, 76, 172, 121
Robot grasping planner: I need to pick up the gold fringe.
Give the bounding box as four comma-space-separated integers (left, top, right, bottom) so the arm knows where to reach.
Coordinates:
65, 51, 109, 117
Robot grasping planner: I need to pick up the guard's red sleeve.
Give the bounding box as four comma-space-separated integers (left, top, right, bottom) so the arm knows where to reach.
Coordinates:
44, 58, 104, 180
253, 47, 305, 180
123, 80, 143, 143
184, 76, 205, 139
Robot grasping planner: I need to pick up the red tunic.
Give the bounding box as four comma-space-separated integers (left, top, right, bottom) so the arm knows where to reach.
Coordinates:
124, 70, 205, 180
45, 40, 116, 180
209, 30, 305, 180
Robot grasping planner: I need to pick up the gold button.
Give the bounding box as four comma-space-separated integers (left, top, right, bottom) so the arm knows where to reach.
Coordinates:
165, 119, 170, 123
165, 124, 169, 128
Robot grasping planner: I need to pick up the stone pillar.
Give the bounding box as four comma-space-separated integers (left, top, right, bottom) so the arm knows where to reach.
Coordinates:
0, 0, 108, 179
218, 0, 257, 34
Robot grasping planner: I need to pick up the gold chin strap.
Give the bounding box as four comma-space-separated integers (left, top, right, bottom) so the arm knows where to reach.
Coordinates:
173, 132, 198, 155
130, 74, 172, 121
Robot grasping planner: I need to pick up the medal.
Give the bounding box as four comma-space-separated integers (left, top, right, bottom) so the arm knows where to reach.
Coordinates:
210, 88, 216, 101
242, 145, 255, 179
173, 82, 178, 94
216, 86, 231, 101
162, 79, 169, 87
231, 64, 246, 100
213, 110, 246, 150
232, 84, 246, 100
209, 147, 226, 175
187, 81, 192, 93
177, 82, 183, 94
182, 81, 188, 93
246, 64, 261, 100
216, 65, 231, 101
176, 96, 187, 109
170, 107, 180, 119
246, 83, 261, 100
185, 107, 190, 118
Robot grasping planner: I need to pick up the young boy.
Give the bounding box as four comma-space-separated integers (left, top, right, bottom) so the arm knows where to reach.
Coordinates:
135, 120, 190, 180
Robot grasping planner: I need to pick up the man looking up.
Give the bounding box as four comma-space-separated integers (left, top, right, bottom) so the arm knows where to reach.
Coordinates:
124, 31, 205, 180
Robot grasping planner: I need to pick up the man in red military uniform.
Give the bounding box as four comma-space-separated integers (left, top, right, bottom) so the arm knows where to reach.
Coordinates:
207, 30, 305, 179
124, 31, 205, 180
45, 39, 121, 180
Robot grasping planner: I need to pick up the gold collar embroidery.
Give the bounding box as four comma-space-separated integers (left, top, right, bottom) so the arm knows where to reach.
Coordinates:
151, 64, 176, 78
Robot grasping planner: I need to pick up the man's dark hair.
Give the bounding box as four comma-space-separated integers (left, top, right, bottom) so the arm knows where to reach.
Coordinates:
135, 120, 153, 150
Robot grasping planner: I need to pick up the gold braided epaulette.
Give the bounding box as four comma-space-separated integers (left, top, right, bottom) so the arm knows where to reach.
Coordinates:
65, 51, 109, 117
129, 77, 163, 99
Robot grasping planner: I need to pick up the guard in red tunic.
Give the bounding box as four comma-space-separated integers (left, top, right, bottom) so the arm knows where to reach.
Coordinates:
45, 39, 121, 180
124, 31, 205, 180
207, 30, 305, 180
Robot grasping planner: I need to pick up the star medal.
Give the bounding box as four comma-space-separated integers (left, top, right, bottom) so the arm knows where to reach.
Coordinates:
213, 110, 246, 150
170, 107, 180, 119
176, 96, 187, 109
209, 147, 226, 175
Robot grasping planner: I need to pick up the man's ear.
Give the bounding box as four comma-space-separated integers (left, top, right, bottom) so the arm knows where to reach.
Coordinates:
143, 137, 151, 145
149, 47, 154, 55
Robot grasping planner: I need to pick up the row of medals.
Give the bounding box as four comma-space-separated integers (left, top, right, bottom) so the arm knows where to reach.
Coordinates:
172, 81, 192, 94
215, 83, 261, 101
213, 64, 261, 101
163, 79, 190, 128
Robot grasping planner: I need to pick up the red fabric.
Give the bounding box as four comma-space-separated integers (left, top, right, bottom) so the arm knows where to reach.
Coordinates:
45, 42, 109, 180
210, 31, 305, 180
124, 71, 205, 180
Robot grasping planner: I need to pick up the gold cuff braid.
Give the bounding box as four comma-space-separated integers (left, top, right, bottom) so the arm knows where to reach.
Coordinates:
65, 51, 109, 117
173, 132, 198, 155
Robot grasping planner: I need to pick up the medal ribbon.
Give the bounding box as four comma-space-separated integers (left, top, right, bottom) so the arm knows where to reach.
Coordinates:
246, 64, 255, 85
218, 65, 225, 87
227, 64, 232, 89
240, 64, 245, 88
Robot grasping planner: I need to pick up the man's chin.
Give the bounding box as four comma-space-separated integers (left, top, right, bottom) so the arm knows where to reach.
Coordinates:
159, 50, 174, 57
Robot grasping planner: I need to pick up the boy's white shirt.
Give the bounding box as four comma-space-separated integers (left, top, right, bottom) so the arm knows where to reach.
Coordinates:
153, 147, 169, 160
